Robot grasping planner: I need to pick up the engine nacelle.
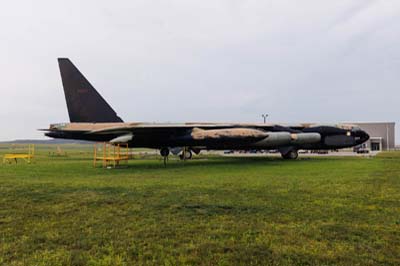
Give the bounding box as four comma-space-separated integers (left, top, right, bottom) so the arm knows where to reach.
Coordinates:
290, 133, 321, 144
110, 133, 133, 144
254, 132, 321, 148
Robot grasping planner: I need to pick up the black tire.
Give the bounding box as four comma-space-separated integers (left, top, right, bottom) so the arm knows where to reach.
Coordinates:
281, 150, 298, 160
160, 148, 170, 157
180, 150, 193, 160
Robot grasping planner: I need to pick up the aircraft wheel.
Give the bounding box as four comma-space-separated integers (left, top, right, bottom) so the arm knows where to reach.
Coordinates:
281, 150, 298, 160
160, 148, 170, 157
179, 150, 193, 160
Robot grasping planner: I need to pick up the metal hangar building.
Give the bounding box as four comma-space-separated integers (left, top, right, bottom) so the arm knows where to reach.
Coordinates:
353, 122, 395, 151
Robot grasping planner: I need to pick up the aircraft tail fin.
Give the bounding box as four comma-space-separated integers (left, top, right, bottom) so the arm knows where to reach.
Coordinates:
58, 58, 123, 123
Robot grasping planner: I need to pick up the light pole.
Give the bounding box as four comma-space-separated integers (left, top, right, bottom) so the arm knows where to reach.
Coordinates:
262, 114, 269, 124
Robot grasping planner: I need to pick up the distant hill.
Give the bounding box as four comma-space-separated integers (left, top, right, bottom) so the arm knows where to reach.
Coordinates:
0, 139, 91, 145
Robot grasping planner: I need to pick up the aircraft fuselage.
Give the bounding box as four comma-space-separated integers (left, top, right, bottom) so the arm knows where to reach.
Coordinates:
44, 58, 370, 160
45, 122, 369, 151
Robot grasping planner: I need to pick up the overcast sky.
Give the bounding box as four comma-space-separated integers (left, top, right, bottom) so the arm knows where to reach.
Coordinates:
0, 0, 399, 141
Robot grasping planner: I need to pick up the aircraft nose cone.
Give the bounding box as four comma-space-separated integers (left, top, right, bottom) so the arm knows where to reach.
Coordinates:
353, 129, 369, 145
362, 130, 370, 143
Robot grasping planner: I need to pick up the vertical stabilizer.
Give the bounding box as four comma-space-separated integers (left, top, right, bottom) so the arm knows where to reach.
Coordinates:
58, 58, 123, 123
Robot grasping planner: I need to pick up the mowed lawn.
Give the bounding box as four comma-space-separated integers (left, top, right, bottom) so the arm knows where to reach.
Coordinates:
0, 147, 399, 266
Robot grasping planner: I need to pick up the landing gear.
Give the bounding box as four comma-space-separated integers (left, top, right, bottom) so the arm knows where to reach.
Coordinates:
281, 150, 298, 160
179, 149, 192, 160
160, 148, 170, 166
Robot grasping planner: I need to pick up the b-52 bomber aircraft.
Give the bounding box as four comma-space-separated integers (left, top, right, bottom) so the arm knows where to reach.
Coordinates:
44, 58, 369, 161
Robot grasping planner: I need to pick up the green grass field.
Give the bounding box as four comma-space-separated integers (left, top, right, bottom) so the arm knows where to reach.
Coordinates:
0, 146, 399, 266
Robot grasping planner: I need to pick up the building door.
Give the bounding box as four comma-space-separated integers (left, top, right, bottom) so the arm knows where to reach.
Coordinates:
371, 142, 380, 151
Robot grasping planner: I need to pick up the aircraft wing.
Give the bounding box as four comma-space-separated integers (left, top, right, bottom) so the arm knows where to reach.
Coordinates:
86, 123, 276, 135
84, 124, 272, 144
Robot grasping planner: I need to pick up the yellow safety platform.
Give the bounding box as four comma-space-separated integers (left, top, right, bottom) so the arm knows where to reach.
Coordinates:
3, 144, 35, 164
93, 142, 130, 168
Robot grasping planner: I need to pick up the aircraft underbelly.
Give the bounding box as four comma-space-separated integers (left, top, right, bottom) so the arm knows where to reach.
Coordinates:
128, 132, 322, 150
324, 135, 356, 147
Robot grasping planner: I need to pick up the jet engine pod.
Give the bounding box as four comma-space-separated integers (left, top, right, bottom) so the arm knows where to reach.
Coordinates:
255, 132, 322, 148
255, 132, 292, 148
110, 133, 133, 144
290, 133, 321, 144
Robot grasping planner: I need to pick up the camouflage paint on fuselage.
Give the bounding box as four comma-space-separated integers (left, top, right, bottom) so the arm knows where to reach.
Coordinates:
43, 58, 370, 158
45, 122, 369, 150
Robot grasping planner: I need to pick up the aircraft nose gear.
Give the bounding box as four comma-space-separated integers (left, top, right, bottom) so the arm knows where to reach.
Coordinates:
160, 148, 170, 166
281, 150, 298, 160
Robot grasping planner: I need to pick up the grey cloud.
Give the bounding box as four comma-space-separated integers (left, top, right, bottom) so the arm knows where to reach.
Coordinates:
0, 0, 399, 141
